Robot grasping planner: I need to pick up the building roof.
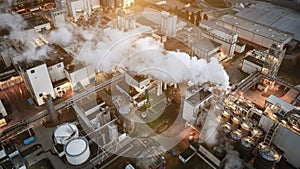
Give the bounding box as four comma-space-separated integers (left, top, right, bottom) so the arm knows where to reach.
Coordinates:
200, 20, 236, 36
235, 2, 300, 41
192, 37, 221, 52
64, 62, 85, 74
266, 94, 294, 112
18, 60, 45, 71
218, 14, 293, 44
244, 55, 264, 67
25, 16, 49, 27
17, 44, 73, 70
180, 147, 195, 160
186, 88, 211, 106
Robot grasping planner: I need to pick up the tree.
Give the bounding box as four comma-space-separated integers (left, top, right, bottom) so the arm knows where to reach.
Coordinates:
184, 10, 189, 20
203, 13, 208, 20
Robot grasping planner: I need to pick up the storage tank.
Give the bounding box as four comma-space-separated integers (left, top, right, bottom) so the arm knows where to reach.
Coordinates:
222, 111, 231, 123
65, 137, 90, 165
230, 130, 242, 149
54, 123, 79, 145
240, 122, 250, 136
231, 116, 240, 130
251, 127, 264, 142
108, 124, 118, 141
254, 145, 281, 169
221, 123, 231, 136
238, 136, 254, 161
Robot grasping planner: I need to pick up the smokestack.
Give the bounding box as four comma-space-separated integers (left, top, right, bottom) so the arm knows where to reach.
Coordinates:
44, 94, 58, 124
157, 81, 162, 96
164, 83, 167, 90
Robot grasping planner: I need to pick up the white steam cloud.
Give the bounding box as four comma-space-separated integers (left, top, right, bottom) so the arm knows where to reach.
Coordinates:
1, 12, 229, 88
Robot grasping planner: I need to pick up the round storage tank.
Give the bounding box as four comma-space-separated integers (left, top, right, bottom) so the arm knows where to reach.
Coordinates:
231, 116, 240, 130
65, 137, 90, 165
108, 124, 118, 141
54, 123, 79, 145
230, 130, 242, 149
222, 111, 231, 123
251, 127, 264, 142
238, 136, 255, 161
254, 145, 281, 169
240, 122, 250, 136
221, 123, 231, 136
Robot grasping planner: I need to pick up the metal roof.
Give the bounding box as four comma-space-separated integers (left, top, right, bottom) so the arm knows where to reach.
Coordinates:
266, 94, 294, 112
235, 2, 300, 41
218, 14, 293, 43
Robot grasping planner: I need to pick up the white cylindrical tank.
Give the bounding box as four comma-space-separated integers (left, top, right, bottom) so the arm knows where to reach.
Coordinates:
108, 124, 118, 141
65, 137, 90, 165
54, 123, 79, 145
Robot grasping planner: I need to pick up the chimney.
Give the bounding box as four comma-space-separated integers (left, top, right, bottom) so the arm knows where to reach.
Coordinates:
44, 94, 58, 124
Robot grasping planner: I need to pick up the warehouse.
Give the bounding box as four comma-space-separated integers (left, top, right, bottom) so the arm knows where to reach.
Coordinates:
235, 2, 300, 42
216, 14, 293, 49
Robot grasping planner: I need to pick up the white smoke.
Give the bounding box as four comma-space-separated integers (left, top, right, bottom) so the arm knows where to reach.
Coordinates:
1, 12, 229, 88
224, 149, 243, 169
48, 25, 74, 46
0, 12, 28, 40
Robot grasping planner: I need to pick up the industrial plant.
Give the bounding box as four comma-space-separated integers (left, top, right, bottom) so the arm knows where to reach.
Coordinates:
0, 0, 300, 169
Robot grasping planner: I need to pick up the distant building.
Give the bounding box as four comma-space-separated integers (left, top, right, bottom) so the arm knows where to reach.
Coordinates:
67, 0, 100, 22
50, 8, 65, 28
182, 84, 212, 123
123, 0, 135, 8
199, 20, 239, 60
160, 11, 177, 37
217, 15, 293, 49
190, 37, 221, 61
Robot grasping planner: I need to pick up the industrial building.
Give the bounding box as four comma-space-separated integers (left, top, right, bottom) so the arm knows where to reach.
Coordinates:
160, 11, 177, 37
67, 0, 100, 22
64, 63, 96, 91
241, 43, 285, 77
182, 84, 212, 124
14, 44, 94, 105
25, 16, 52, 32
199, 20, 239, 60
235, 1, 300, 42
216, 14, 293, 49
49, 8, 66, 28
17, 61, 56, 106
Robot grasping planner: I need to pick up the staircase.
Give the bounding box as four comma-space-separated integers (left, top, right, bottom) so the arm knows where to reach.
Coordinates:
263, 122, 280, 146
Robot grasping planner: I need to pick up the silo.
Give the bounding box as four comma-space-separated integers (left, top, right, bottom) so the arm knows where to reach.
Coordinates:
44, 94, 57, 124
54, 123, 79, 145
231, 116, 241, 130
221, 123, 231, 136
108, 124, 118, 141
222, 111, 231, 123
230, 130, 242, 149
238, 136, 254, 161
254, 145, 281, 169
251, 127, 264, 143
65, 137, 90, 165
240, 122, 250, 136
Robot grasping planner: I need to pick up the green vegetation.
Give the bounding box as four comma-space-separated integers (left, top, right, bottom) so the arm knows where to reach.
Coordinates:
204, 0, 231, 8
